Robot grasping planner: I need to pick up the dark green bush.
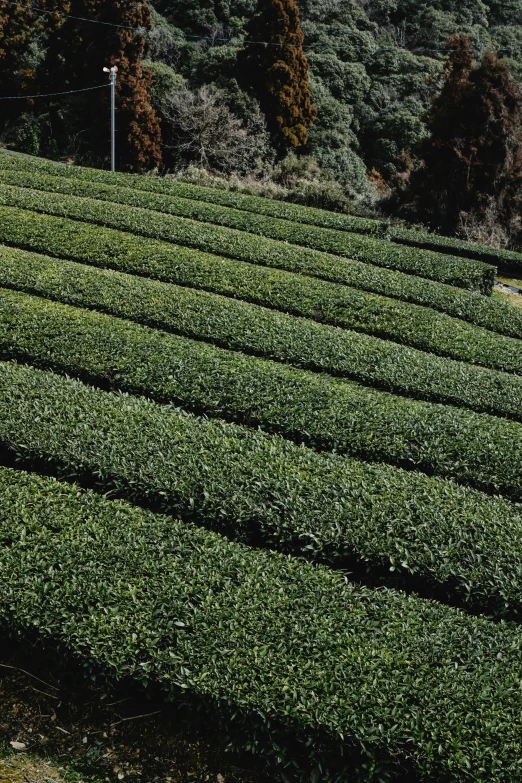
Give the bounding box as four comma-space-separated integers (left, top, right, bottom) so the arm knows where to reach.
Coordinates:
3, 286, 522, 501
2, 466, 522, 782
3, 151, 518, 277
2, 360, 522, 618
0, 164, 494, 293
390, 224, 522, 274
1, 244, 522, 421
2, 204, 521, 342
0, 207, 519, 374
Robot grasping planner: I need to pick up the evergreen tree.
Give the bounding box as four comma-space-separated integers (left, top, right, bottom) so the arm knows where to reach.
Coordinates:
399, 35, 522, 236
41, 0, 161, 171
239, 0, 316, 150
0, 2, 65, 147
0, 2, 36, 94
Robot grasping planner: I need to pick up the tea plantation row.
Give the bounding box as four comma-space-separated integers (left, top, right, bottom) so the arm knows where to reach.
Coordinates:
3, 150, 521, 274
1, 359, 522, 617
2, 466, 522, 782
2, 244, 522, 422
0, 169, 494, 293
0, 208, 519, 374
2, 204, 521, 341
3, 286, 522, 501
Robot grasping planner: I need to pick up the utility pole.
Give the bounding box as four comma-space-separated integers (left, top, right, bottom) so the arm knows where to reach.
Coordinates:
103, 65, 118, 172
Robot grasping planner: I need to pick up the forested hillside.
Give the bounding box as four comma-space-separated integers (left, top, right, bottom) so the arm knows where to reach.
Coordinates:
2, 0, 522, 240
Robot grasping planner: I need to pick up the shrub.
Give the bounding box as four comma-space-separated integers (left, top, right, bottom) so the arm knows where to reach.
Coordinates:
3, 286, 522, 503
285, 178, 349, 212
0, 203, 516, 344
1, 243, 522, 421
3, 466, 522, 781
3, 360, 522, 620
0, 163, 494, 293
4, 151, 520, 275
0, 205, 518, 375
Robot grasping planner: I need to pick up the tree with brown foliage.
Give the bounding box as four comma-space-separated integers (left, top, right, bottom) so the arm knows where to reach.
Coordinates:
398, 34, 522, 239
42, 0, 161, 171
0, 2, 36, 95
239, 0, 316, 151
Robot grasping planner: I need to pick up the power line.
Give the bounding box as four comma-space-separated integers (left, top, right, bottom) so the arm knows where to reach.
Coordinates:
0, 82, 110, 99
0, 0, 141, 30
1, 0, 522, 55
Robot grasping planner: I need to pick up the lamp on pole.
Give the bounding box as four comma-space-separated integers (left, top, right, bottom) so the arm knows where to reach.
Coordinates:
103, 65, 118, 172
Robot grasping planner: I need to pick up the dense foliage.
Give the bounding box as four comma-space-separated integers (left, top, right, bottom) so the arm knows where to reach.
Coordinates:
4, 359, 522, 620
1, 198, 519, 346
395, 35, 522, 238
0, 172, 518, 372
2, 0, 161, 170
0, 171, 494, 292
0, 240, 521, 423
4, 286, 522, 504
3, 0, 522, 238
3, 467, 522, 782
239, 0, 317, 148
4, 152, 522, 270
2, 141, 522, 779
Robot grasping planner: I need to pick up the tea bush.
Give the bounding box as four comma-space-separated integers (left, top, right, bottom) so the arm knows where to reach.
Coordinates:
1, 244, 522, 420
2, 286, 522, 501
1, 204, 520, 339
0, 207, 518, 373
3, 151, 519, 275
2, 467, 522, 782
1, 361, 522, 617
0, 168, 494, 293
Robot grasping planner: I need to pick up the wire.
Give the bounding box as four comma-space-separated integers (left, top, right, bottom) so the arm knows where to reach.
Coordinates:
0, 82, 110, 99
0, 0, 141, 30
1, 0, 522, 55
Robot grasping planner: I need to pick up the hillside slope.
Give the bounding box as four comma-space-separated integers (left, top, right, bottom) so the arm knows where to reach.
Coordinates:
1, 153, 522, 782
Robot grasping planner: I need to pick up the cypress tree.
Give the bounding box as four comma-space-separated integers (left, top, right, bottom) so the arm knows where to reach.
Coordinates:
400, 34, 522, 236
0, 2, 64, 143
239, 0, 316, 151
0, 3, 35, 94
41, 0, 161, 171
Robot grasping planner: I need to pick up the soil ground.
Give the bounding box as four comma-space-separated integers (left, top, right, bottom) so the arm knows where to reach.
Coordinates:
0, 640, 265, 783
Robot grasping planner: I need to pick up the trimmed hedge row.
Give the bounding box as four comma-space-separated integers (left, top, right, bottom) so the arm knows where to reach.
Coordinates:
2, 150, 520, 274
0, 151, 396, 235
0, 168, 495, 293
0, 214, 519, 375
2, 206, 522, 343
389, 225, 522, 274
3, 466, 522, 782
2, 360, 522, 619
2, 244, 522, 422
3, 286, 522, 501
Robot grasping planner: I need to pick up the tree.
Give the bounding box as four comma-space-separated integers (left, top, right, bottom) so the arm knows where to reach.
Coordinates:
397, 35, 522, 237
0, 1, 67, 148
41, 0, 161, 171
0, 2, 35, 139
160, 83, 268, 174
0, 3, 37, 95
239, 0, 316, 150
